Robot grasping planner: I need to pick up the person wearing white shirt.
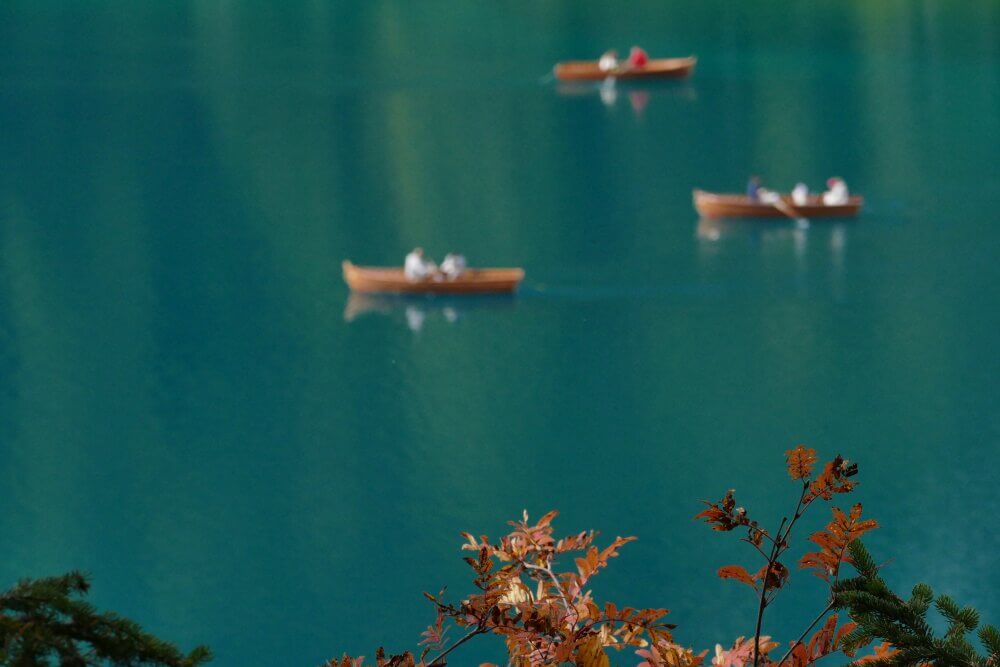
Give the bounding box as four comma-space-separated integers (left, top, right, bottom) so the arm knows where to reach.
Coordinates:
759, 189, 781, 204
440, 253, 467, 280
792, 182, 810, 206
404, 248, 436, 282
598, 49, 619, 73
822, 177, 849, 206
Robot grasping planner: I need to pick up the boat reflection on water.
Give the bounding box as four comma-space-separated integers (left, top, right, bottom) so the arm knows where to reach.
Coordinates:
556, 78, 697, 114
696, 217, 847, 252
344, 293, 519, 333
696, 217, 850, 298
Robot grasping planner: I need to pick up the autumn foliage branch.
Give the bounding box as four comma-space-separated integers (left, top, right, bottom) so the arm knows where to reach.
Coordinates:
695, 446, 875, 667
327, 447, 998, 667
327, 509, 689, 667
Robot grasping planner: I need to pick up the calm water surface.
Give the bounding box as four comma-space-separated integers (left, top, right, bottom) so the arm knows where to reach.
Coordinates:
1, 2, 998, 664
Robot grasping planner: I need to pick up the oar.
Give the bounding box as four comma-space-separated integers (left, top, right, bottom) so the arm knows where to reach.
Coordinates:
772, 196, 809, 228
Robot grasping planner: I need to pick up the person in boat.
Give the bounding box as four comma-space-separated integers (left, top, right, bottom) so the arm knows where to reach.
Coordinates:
822, 177, 849, 205
792, 182, 810, 206
758, 189, 781, 204
440, 253, 467, 280
404, 247, 437, 282
627, 45, 649, 68
747, 176, 762, 201
598, 49, 619, 73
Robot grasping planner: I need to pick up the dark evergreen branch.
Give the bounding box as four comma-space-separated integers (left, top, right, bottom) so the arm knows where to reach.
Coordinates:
0, 572, 211, 666
835, 542, 995, 667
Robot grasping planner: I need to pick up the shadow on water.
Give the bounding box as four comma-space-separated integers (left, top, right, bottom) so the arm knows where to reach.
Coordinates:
344, 292, 519, 332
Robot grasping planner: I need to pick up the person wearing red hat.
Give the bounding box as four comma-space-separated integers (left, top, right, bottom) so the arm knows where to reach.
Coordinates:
822, 177, 849, 205
627, 46, 649, 68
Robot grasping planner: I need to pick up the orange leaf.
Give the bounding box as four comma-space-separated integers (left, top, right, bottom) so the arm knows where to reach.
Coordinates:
785, 445, 818, 480
806, 615, 838, 657
575, 636, 610, 667
800, 504, 878, 581
835, 621, 858, 648
694, 491, 746, 532
855, 641, 900, 664
717, 565, 758, 589
786, 642, 810, 667
537, 510, 559, 527
754, 561, 789, 589
805, 455, 858, 504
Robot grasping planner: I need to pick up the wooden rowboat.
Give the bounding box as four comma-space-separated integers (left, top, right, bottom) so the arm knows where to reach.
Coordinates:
342, 261, 524, 295
554, 56, 697, 81
693, 190, 863, 219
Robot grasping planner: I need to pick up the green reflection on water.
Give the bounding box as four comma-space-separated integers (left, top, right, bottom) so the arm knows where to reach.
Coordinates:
0, 1, 997, 664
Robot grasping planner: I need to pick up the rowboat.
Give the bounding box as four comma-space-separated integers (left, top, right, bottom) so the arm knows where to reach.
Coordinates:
342, 261, 524, 295
554, 56, 697, 81
693, 190, 863, 219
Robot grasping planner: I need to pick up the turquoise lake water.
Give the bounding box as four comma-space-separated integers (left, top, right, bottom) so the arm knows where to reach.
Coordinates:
1, 2, 998, 664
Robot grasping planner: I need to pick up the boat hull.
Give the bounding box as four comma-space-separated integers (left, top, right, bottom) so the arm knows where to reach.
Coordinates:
693, 190, 863, 219
342, 261, 524, 295
554, 56, 697, 81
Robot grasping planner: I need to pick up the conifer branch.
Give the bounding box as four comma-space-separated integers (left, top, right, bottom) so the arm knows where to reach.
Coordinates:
834, 541, 996, 667
0, 572, 211, 666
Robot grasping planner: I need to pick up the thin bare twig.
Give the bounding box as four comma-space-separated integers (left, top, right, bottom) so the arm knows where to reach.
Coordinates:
780, 481, 812, 544
742, 539, 771, 561
756, 480, 820, 667
775, 600, 836, 667
427, 623, 487, 666
523, 562, 575, 630
754, 516, 787, 667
